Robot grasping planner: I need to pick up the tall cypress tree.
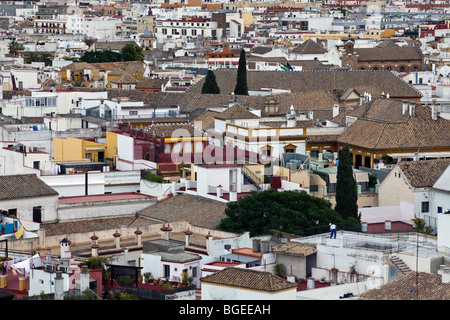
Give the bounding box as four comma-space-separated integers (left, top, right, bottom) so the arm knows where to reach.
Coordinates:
234, 49, 248, 95
201, 70, 220, 94
335, 144, 359, 221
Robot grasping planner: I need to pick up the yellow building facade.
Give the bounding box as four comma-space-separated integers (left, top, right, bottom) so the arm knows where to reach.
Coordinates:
53, 137, 106, 162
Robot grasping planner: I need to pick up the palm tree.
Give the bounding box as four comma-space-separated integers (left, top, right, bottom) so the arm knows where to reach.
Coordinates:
8, 41, 24, 57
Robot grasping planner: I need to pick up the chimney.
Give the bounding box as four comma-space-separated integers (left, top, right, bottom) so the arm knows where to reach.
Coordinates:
332, 104, 339, 118
359, 94, 365, 106
402, 100, 408, 115
90, 233, 98, 246
252, 238, 261, 252
438, 265, 450, 283
54, 271, 65, 300
361, 221, 368, 233
160, 224, 172, 240
113, 230, 121, 249
432, 99, 438, 120
307, 277, 315, 290
60, 238, 71, 259
134, 228, 142, 246
385, 220, 391, 231
91, 244, 99, 257
205, 232, 212, 252
79, 266, 90, 292
185, 228, 193, 246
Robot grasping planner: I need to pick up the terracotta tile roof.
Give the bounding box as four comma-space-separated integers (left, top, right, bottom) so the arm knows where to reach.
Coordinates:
110, 73, 139, 84
60, 62, 93, 70
398, 159, 450, 188
272, 242, 317, 256
138, 193, 228, 229
306, 134, 340, 143
41, 215, 156, 237
94, 40, 137, 52
190, 110, 220, 130
348, 98, 410, 123
360, 272, 450, 300
337, 105, 450, 150
353, 45, 423, 62
216, 103, 260, 120
147, 123, 199, 137
136, 77, 168, 89
0, 174, 58, 200
187, 70, 422, 99
200, 267, 298, 292
91, 61, 146, 75
290, 38, 328, 55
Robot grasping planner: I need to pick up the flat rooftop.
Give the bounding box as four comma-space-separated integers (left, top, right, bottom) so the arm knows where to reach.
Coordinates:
58, 192, 155, 204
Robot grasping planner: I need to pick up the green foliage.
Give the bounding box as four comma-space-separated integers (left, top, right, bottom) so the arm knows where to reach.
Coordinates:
234, 49, 248, 95
120, 44, 144, 61
274, 263, 286, 277
144, 170, 164, 183
78, 44, 143, 63
118, 292, 138, 300
8, 41, 24, 56
79, 50, 122, 63
64, 289, 100, 300
201, 70, 220, 94
25, 52, 53, 66
335, 145, 359, 221
412, 218, 434, 235
81, 256, 109, 270
118, 274, 134, 286
182, 271, 189, 285
219, 189, 347, 236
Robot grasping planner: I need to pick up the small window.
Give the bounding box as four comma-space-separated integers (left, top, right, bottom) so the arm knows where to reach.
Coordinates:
163, 264, 170, 278
438, 207, 443, 214
421, 201, 429, 213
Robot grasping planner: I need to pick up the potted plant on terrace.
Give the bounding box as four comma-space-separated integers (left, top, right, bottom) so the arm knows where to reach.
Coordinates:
143, 272, 153, 284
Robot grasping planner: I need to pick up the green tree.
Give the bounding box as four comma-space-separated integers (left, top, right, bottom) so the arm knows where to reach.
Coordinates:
219, 189, 350, 236
8, 41, 24, 56
335, 145, 359, 221
79, 50, 122, 63
120, 44, 144, 61
234, 49, 248, 95
201, 70, 220, 94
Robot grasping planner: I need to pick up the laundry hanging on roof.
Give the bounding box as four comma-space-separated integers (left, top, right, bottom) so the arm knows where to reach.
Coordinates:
280, 62, 293, 71
14, 225, 24, 240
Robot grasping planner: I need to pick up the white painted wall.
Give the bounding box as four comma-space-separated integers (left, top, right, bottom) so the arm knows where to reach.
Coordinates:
40, 172, 105, 197
57, 197, 154, 222
201, 282, 297, 300
438, 212, 450, 254
0, 195, 59, 223
28, 269, 70, 297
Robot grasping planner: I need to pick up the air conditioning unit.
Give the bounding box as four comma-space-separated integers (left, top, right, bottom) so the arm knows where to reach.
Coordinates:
57, 266, 67, 273
44, 264, 55, 273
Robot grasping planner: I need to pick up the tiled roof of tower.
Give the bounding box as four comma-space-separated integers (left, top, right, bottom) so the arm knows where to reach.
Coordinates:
201, 267, 298, 292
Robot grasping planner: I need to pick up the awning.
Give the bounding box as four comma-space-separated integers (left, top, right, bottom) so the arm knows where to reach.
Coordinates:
328, 173, 337, 184
220, 253, 260, 264
354, 172, 369, 183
